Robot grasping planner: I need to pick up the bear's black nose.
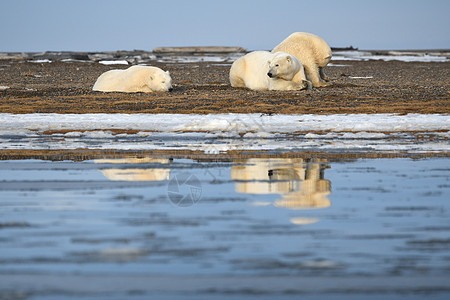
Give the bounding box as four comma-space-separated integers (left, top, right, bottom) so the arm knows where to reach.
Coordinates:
267, 72, 272, 78
168, 87, 173, 92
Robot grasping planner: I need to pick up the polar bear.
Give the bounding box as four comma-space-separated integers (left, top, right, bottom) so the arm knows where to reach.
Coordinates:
93, 65, 173, 93
272, 32, 332, 87
229, 51, 311, 91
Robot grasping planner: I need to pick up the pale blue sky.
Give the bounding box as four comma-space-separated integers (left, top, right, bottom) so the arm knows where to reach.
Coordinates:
1, 0, 449, 52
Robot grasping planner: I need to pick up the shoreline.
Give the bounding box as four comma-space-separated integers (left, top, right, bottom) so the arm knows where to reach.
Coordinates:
1, 149, 449, 162
0, 50, 449, 115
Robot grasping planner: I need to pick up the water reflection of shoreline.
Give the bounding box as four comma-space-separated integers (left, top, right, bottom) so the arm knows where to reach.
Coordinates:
95, 158, 171, 181
231, 158, 331, 224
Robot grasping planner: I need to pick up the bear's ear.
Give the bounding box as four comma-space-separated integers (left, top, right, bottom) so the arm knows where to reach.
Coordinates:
166, 71, 170, 75
286, 56, 291, 62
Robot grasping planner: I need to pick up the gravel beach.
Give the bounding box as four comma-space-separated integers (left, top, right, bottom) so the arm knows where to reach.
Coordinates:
0, 50, 449, 114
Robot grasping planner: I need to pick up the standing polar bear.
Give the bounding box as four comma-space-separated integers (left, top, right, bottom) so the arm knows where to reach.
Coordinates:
93, 65, 173, 93
229, 51, 311, 91
272, 32, 332, 87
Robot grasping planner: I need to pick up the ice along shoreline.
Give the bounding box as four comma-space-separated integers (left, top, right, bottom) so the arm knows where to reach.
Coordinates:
1, 48, 449, 63
0, 113, 448, 153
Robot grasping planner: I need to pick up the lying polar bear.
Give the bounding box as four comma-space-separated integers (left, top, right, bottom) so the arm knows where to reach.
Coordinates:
272, 32, 332, 87
93, 65, 173, 93
229, 51, 311, 91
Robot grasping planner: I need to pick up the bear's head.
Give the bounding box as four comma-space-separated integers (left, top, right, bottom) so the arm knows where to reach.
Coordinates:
267, 52, 300, 81
149, 70, 173, 92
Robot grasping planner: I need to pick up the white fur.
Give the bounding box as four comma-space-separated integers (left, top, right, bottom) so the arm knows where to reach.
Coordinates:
93, 65, 172, 93
229, 51, 311, 91
272, 32, 332, 87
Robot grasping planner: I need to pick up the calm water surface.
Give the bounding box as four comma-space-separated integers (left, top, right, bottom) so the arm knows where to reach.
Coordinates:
0, 154, 449, 299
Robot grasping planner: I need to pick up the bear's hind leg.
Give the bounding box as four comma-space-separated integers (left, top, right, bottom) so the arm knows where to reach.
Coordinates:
305, 65, 331, 88
304, 80, 313, 90
229, 58, 247, 88
229, 72, 246, 88
319, 67, 330, 82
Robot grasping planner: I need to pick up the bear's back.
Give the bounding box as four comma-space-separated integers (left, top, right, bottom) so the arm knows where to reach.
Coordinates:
273, 32, 331, 66
93, 69, 127, 91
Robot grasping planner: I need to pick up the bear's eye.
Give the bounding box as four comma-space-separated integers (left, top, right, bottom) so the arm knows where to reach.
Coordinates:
162, 81, 165, 84
275, 64, 279, 67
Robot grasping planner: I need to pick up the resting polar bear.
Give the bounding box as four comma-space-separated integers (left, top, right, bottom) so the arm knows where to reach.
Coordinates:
93, 65, 173, 93
272, 32, 332, 87
229, 51, 311, 91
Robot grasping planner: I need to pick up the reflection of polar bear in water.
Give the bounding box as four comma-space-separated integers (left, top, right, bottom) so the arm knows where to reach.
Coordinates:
93, 65, 173, 93
229, 51, 311, 91
95, 157, 171, 181
272, 32, 332, 87
230, 158, 331, 209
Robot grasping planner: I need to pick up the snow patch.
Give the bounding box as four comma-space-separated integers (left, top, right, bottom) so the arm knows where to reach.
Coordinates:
99, 60, 129, 65
29, 59, 52, 63
0, 113, 448, 153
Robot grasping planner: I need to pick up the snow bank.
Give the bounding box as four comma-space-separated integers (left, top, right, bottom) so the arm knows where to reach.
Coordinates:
1, 113, 447, 133
0, 113, 448, 152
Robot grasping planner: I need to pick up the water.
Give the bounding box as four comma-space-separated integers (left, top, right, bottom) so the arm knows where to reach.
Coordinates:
1, 153, 449, 299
